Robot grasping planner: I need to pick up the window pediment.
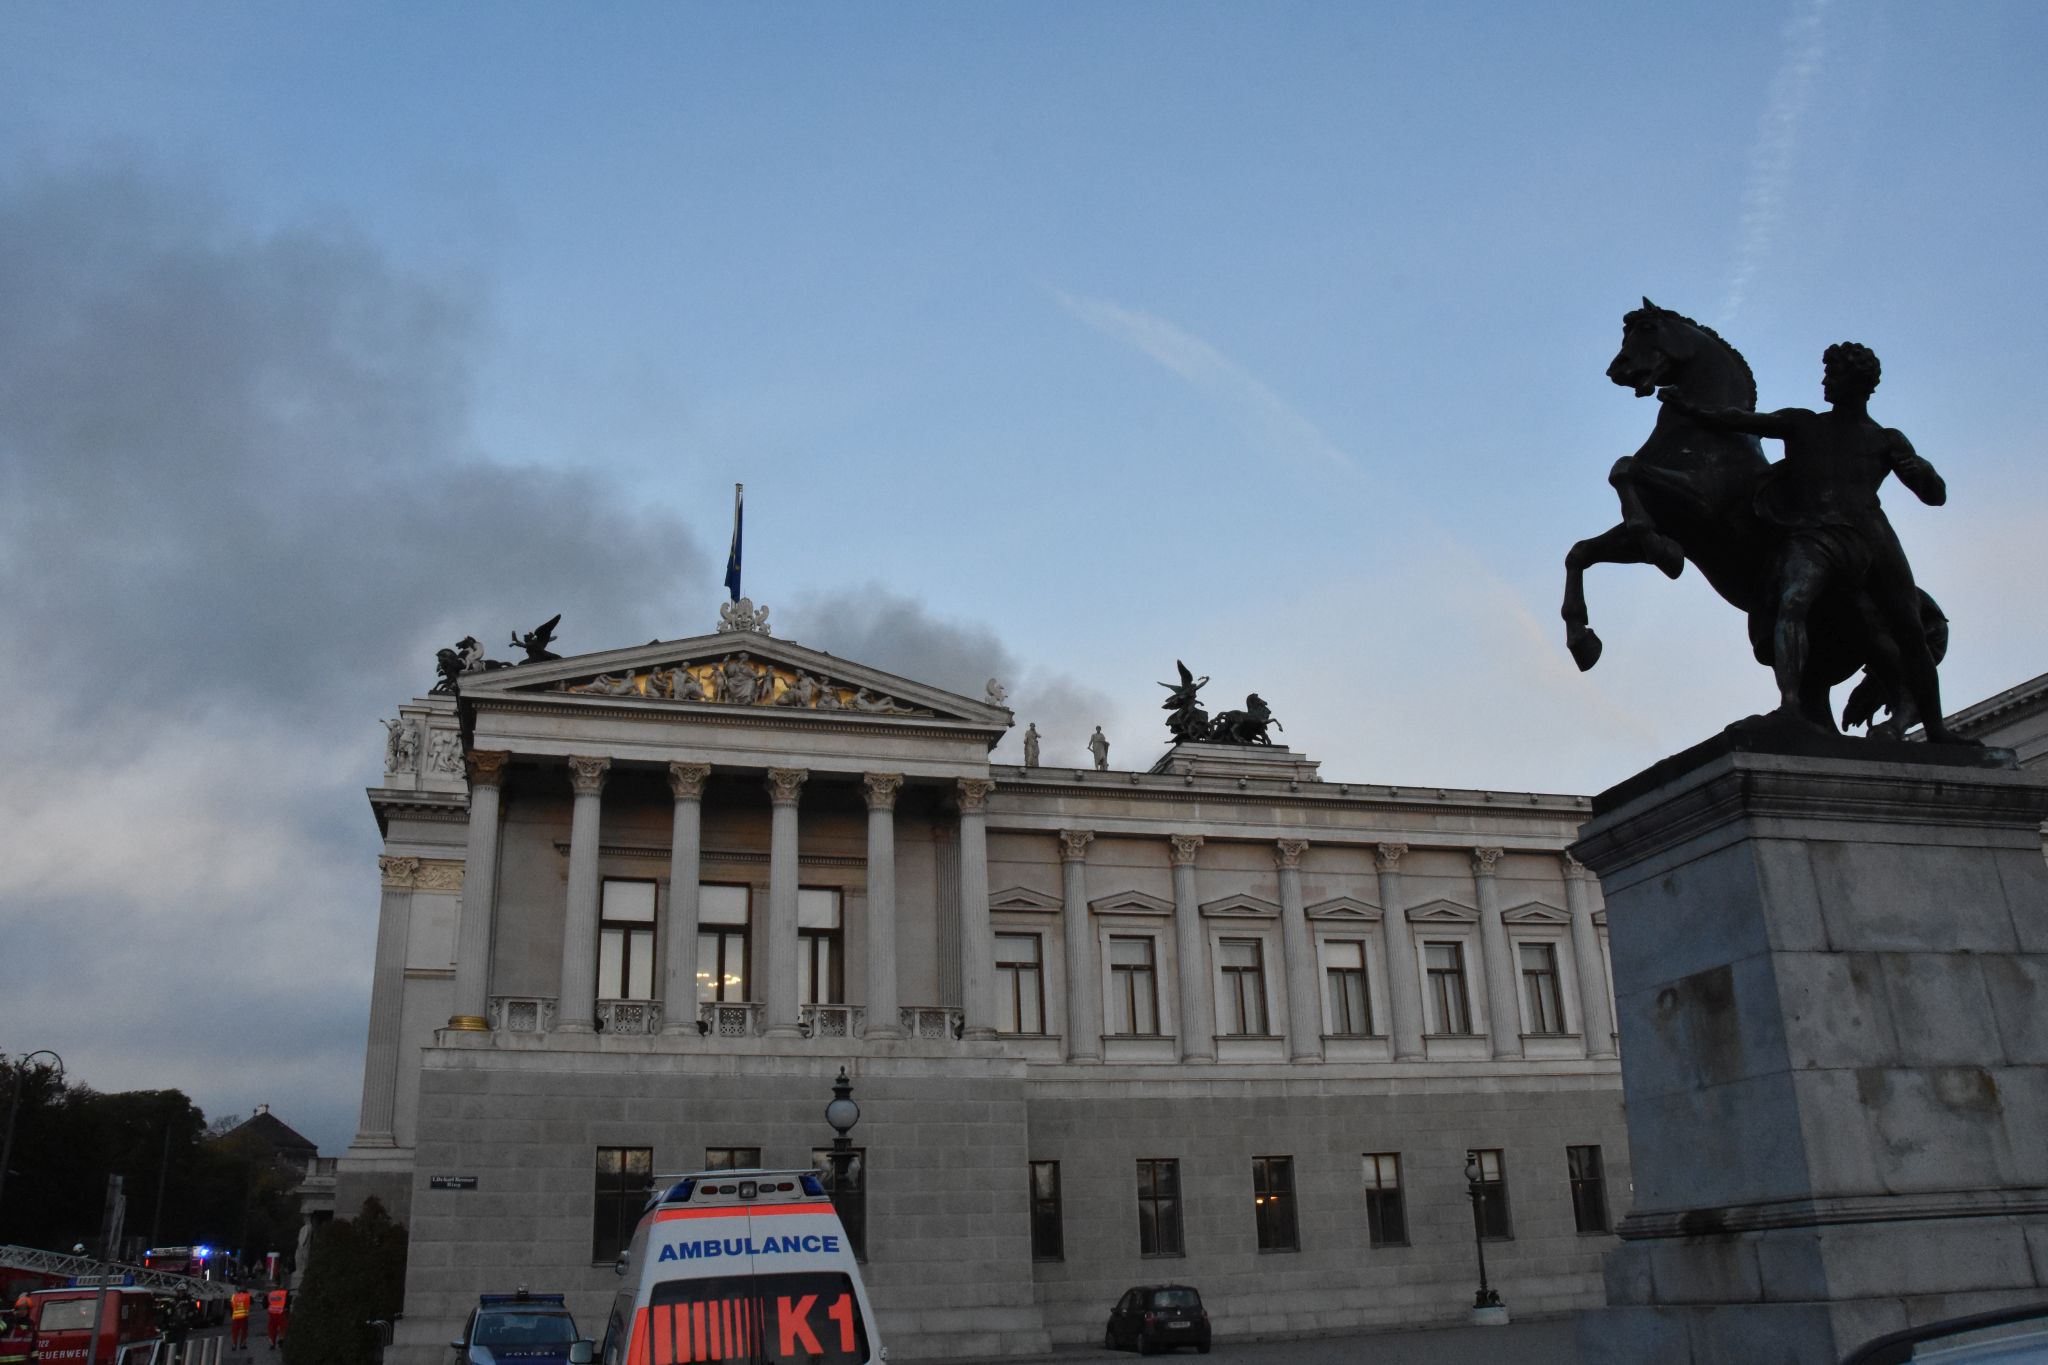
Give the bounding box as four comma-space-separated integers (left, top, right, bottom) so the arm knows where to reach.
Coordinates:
1501, 898, 1571, 925
1090, 889, 1174, 917
1406, 898, 1479, 924
990, 885, 1062, 915
1306, 895, 1381, 922
1200, 893, 1280, 919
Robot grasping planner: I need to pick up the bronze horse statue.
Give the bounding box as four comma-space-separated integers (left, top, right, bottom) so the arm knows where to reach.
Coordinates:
1561, 300, 1945, 734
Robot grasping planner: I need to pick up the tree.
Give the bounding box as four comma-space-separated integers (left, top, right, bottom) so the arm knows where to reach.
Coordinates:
283, 1198, 408, 1365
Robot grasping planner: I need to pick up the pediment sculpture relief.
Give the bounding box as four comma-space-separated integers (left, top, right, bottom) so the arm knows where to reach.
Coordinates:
555, 652, 931, 715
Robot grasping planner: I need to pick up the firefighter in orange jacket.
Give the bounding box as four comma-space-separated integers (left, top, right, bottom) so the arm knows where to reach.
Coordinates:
229, 1289, 253, 1349
264, 1289, 288, 1350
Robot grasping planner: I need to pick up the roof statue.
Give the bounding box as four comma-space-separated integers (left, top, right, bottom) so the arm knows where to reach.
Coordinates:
510, 613, 563, 662
1562, 300, 1974, 742
430, 635, 513, 695
1157, 661, 1282, 746
717, 597, 771, 635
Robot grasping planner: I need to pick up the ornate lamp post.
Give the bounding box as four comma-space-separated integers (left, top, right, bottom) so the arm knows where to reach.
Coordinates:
0, 1050, 64, 1222
1464, 1150, 1508, 1325
824, 1068, 859, 1197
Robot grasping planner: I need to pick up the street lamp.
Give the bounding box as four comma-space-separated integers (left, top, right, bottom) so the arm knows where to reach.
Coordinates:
0, 1050, 65, 1222
1463, 1150, 1508, 1325
823, 1068, 861, 1252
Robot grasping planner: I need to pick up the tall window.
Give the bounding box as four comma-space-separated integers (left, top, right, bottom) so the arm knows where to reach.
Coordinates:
1109, 937, 1160, 1035
1324, 940, 1373, 1035
810, 1148, 867, 1261
995, 934, 1045, 1034
1251, 1156, 1298, 1252
598, 880, 657, 1000
798, 888, 843, 1005
697, 884, 750, 1002
592, 1146, 653, 1263
1471, 1148, 1512, 1240
703, 1147, 760, 1171
1568, 1145, 1610, 1233
1136, 1159, 1183, 1257
1219, 938, 1269, 1035
1521, 942, 1566, 1035
1424, 942, 1473, 1035
1362, 1153, 1406, 1247
1028, 1161, 1063, 1261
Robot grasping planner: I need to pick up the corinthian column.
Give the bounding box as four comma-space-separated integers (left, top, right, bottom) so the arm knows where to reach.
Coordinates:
448, 750, 509, 1031
662, 762, 712, 1035
862, 774, 906, 1039
1170, 834, 1214, 1062
1375, 844, 1425, 1059
763, 768, 809, 1038
957, 778, 998, 1040
1275, 840, 1322, 1062
1473, 847, 1522, 1059
358, 856, 420, 1140
1059, 830, 1100, 1061
1565, 855, 1617, 1058
556, 755, 611, 1033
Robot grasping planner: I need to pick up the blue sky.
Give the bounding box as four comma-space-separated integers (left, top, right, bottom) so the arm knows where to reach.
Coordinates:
2, 1, 2044, 1159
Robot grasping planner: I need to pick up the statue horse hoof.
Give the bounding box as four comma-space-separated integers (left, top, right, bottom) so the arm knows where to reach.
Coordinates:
1567, 628, 1604, 672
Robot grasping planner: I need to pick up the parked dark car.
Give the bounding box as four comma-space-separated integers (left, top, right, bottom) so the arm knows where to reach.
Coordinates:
451, 1291, 583, 1365
1104, 1285, 1210, 1355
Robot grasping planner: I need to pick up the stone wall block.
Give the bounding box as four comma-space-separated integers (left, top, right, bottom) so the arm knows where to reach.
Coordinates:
1753, 1230, 1828, 1302
1771, 951, 1898, 1070
1995, 847, 2048, 953
1613, 953, 1788, 1106
1810, 838, 2017, 953
1981, 956, 2048, 1063
1605, 842, 1772, 992
1576, 1306, 1692, 1365
1813, 1219, 2036, 1300
1877, 953, 2004, 1066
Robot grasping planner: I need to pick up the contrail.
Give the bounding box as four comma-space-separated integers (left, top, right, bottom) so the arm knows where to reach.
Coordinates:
1724, 0, 1831, 321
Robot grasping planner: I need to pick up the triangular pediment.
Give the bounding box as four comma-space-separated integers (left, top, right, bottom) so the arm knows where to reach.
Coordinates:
1306, 895, 1381, 921
453, 631, 1012, 728
990, 885, 1062, 914
1090, 889, 1175, 917
1406, 898, 1478, 924
1200, 893, 1280, 919
1501, 898, 1571, 925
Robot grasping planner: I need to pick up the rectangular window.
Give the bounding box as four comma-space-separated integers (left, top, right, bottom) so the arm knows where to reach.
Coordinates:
995, 933, 1045, 1034
592, 1146, 653, 1263
1362, 1153, 1407, 1247
1109, 936, 1160, 1035
1323, 939, 1373, 1035
1251, 1156, 1298, 1252
1219, 938, 1269, 1036
598, 879, 657, 1000
1135, 1158, 1183, 1257
1568, 1145, 1610, 1233
697, 884, 751, 1002
1028, 1161, 1063, 1261
703, 1147, 761, 1171
798, 888, 843, 1005
811, 1147, 866, 1262
1424, 941, 1473, 1035
1520, 942, 1566, 1035
1472, 1148, 1512, 1240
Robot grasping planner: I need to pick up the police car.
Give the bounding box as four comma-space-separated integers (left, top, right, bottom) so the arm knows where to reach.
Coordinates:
596, 1170, 883, 1365
452, 1290, 583, 1365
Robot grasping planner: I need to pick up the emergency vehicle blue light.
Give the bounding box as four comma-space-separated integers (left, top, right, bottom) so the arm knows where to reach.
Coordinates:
656, 1178, 696, 1204
193, 1246, 211, 1258
799, 1174, 825, 1197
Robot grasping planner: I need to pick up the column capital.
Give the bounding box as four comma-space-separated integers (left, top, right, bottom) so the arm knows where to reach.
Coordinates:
1169, 833, 1204, 867
1274, 838, 1309, 870
378, 855, 422, 888
862, 773, 905, 811
567, 755, 611, 795
957, 777, 996, 813
466, 749, 511, 787
765, 767, 809, 806
1472, 846, 1504, 876
1058, 829, 1095, 863
1374, 842, 1408, 872
667, 761, 712, 801
1563, 852, 1592, 882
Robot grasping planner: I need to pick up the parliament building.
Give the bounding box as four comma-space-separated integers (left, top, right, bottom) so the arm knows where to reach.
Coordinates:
340, 612, 1628, 1360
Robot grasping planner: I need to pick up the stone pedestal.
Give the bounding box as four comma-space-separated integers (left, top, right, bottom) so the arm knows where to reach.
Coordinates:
1572, 739, 2048, 1365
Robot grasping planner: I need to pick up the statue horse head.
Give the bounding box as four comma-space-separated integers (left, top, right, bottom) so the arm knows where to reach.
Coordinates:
1607, 298, 1757, 410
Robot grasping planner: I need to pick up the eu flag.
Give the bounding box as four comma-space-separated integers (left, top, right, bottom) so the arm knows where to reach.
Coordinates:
724, 484, 743, 602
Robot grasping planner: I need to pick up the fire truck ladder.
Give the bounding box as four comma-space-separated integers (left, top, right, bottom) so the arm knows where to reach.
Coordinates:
0, 1246, 232, 1302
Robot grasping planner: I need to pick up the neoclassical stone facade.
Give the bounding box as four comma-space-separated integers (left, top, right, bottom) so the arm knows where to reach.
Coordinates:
343, 628, 1626, 1361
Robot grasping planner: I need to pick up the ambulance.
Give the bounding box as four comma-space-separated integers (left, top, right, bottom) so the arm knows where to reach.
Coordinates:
592, 1170, 883, 1365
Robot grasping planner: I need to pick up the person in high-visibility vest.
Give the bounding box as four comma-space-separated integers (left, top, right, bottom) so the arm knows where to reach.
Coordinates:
264, 1290, 288, 1350
229, 1289, 253, 1349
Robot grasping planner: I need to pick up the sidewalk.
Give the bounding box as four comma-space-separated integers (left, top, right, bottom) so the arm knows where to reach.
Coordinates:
929, 1314, 1582, 1364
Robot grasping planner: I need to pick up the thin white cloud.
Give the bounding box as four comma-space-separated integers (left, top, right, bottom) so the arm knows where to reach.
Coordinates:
1724, 0, 1832, 320
1055, 289, 1357, 473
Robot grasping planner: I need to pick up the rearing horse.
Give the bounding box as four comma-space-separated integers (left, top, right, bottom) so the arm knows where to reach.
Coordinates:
1561, 300, 1943, 733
